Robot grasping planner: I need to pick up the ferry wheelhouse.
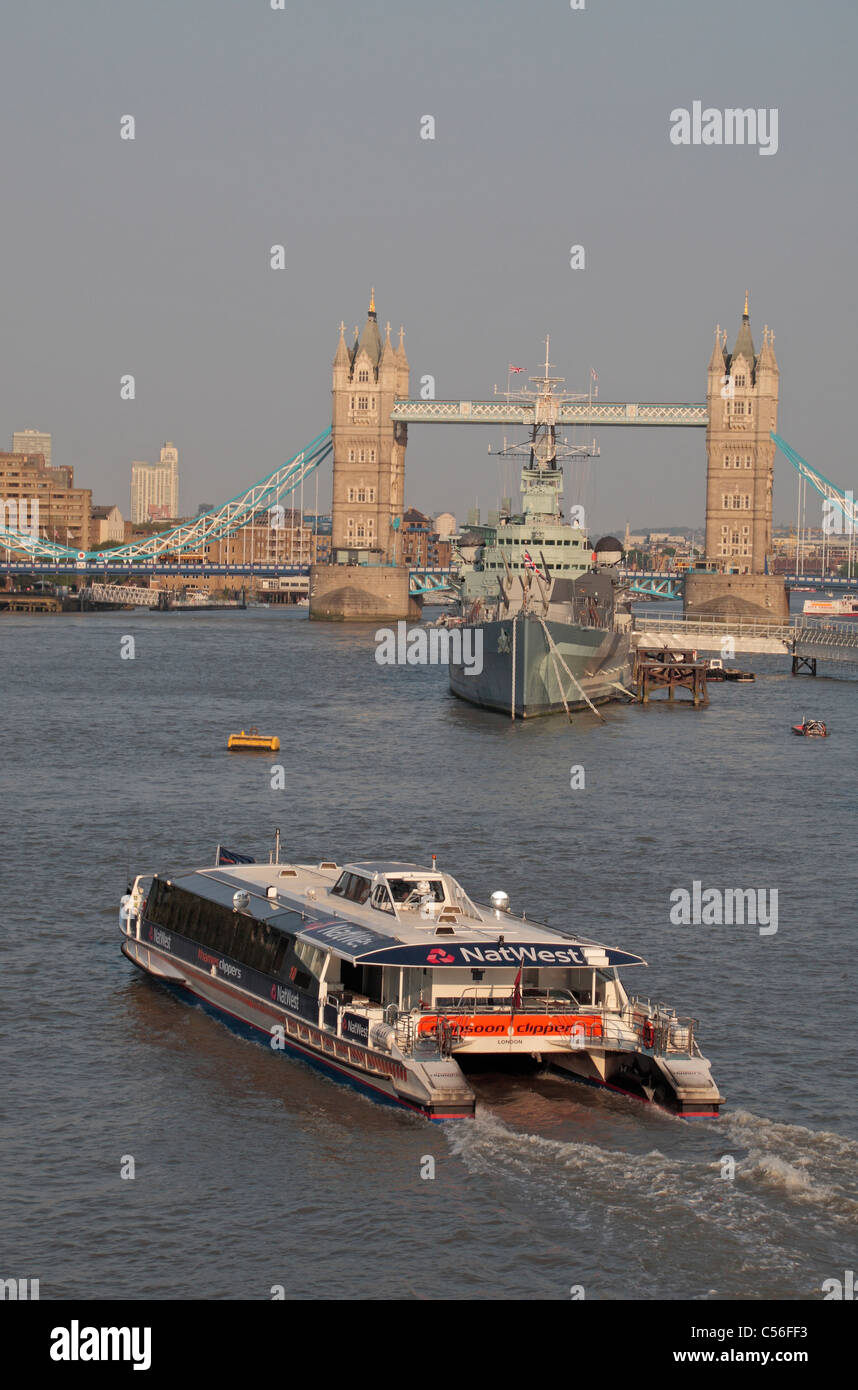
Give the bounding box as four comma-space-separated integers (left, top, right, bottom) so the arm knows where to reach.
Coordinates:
121, 856, 723, 1120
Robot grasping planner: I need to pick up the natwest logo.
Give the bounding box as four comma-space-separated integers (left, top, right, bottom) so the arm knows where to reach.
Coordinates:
273, 983, 300, 1011
426, 947, 455, 964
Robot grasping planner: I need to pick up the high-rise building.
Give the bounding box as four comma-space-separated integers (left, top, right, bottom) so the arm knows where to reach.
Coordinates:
330, 291, 408, 561
704, 297, 779, 573
159, 442, 179, 517
12, 429, 51, 468
130, 442, 179, 523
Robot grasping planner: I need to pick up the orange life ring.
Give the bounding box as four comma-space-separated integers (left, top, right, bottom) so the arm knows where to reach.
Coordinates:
641, 1019, 655, 1049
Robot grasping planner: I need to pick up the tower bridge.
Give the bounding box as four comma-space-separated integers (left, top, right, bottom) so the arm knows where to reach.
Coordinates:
1, 291, 851, 621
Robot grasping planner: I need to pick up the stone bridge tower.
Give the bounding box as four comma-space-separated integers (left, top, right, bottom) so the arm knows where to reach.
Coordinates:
704, 295, 779, 571
331, 290, 409, 563
309, 291, 419, 621
687, 295, 787, 618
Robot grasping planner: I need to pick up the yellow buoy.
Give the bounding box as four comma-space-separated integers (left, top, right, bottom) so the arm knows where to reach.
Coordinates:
227, 726, 280, 752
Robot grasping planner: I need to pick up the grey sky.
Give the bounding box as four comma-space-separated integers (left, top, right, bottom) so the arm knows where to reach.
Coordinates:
1, 0, 855, 533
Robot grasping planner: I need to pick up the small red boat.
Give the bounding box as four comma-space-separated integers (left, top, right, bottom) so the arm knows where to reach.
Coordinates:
792, 718, 828, 737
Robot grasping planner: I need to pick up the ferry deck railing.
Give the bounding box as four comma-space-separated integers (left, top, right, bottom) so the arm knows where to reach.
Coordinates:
386, 992, 701, 1060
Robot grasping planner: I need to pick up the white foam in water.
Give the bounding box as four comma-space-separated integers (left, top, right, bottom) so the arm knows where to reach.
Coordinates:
446, 1098, 858, 1290
722, 1109, 858, 1219
724, 1107, 858, 1162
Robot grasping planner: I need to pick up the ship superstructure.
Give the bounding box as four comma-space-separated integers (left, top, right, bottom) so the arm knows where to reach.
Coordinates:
447, 342, 632, 717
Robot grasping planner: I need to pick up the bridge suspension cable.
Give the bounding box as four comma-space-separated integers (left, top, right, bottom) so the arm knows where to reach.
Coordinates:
0, 428, 332, 563
771, 432, 857, 528
771, 431, 857, 579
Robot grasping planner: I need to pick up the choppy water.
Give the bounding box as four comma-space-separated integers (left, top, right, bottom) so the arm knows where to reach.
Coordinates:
1, 604, 856, 1299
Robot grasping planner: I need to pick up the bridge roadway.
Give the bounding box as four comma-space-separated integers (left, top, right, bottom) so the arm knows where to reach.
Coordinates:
1, 560, 455, 596
5, 555, 854, 599
1, 560, 313, 578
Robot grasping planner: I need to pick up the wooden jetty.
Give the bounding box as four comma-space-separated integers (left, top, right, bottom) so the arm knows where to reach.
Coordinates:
634, 646, 709, 706
0, 591, 62, 614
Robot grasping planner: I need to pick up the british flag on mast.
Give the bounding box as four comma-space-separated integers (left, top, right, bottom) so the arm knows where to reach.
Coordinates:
505, 363, 526, 397
522, 548, 545, 580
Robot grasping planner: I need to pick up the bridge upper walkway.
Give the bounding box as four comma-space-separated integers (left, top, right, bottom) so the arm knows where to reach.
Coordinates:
390, 401, 708, 427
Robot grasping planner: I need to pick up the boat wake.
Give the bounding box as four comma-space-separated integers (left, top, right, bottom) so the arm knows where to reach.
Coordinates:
443, 1102, 858, 1297
720, 1108, 858, 1217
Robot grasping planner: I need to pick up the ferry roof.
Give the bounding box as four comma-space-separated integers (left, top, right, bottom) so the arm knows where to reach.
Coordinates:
164, 861, 646, 970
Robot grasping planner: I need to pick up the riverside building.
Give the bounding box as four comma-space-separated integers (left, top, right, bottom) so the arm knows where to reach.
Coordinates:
0, 451, 91, 549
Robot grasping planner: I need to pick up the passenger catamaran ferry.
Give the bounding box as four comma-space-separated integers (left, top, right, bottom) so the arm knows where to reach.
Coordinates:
121, 850, 723, 1120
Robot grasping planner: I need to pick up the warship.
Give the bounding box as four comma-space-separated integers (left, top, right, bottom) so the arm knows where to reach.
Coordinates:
447, 343, 633, 719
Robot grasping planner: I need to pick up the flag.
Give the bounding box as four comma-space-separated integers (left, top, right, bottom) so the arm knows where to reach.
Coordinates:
590, 367, 598, 382
512, 963, 522, 1010
509, 365, 525, 373
523, 548, 545, 579
215, 845, 256, 866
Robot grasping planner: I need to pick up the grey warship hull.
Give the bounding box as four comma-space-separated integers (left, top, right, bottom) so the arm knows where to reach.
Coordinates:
450, 613, 631, 718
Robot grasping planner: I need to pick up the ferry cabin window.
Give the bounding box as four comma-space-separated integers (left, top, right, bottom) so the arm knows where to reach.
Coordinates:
371, 883, 395, 913
387, 878, 445, 904
292, 940, 328, 980
331, 872, 372, 905
146, 880, 295, 977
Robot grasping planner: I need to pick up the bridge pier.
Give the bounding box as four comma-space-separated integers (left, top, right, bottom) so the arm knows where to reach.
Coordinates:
308, 563, 421, 622
684, 571, 789, 621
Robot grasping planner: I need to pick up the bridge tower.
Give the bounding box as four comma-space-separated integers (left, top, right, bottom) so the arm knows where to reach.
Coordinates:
331, 290, 409, 563
704, 295, 779, 572
310, 290, 419, 620
687, 296, 787, 618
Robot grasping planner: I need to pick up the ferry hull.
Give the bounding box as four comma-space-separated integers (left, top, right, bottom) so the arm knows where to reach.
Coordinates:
547, 1064, 721, 1118
450, 615, 631, 718
121, 940, 474, 1121
547, 1047, 722, 1118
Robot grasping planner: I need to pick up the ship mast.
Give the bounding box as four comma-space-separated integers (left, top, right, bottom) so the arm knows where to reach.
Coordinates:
491, 336, 599, 521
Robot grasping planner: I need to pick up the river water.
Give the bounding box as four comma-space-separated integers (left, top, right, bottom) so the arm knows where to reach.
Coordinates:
1, 603, 856, 1300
